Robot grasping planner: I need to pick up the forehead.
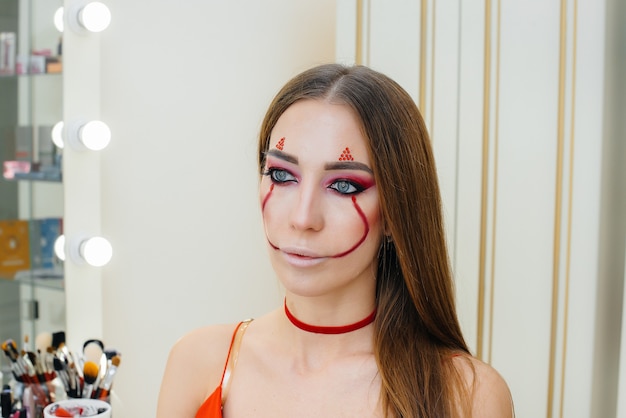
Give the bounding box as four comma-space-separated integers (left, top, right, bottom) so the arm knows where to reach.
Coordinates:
270, 99, 370, 162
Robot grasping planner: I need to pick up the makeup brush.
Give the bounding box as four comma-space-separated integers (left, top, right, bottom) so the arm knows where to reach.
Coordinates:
51, 331, 65, 350
68, 351, 85, 397
24, 351, 45, 383
82, 361, 99, 399
33, 332, 53, 382
83, 342, 103, 364
52, 332, 72, 366
95, 355, 120, 400
83, 339, 104, 349
21, 351, 51, 404
1, 340, 19, 361
49, 347, 68, 389
35, 332, 52, 354
83, 341, 105, 384
42, 347, 57, 381
1, 340, 26, 382
103, 348, 120, 360
67, 362, 79, 398
3, 341, 34, 383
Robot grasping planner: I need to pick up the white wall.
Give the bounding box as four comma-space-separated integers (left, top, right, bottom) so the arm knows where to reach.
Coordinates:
337, 0, 620, 417
62, 1, 336, 417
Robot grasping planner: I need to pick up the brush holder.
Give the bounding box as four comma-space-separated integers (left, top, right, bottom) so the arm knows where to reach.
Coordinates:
43, 399, 111, 417
21, 379, 66, 418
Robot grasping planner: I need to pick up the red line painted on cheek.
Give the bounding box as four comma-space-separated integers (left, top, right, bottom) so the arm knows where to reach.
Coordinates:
262, 184, 279, 250
262, 183, 274, 211
331, 196, 370, 258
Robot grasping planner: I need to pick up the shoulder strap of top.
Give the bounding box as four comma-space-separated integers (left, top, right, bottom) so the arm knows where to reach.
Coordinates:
220, 319, 253, 406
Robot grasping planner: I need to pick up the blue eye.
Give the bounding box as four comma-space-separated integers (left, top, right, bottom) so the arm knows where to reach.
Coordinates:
266, 168, 296, 184
329, 180, 363, 195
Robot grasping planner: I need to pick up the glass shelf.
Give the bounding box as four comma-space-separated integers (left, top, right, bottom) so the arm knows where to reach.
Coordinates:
1, 0, 66, 391
0, 269, 64, 291
14, 269, 64, 291
9, 170, 62, 182
0, 71, 62, 78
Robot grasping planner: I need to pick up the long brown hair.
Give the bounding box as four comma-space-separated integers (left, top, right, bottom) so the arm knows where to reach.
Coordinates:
258, 64, 471, 417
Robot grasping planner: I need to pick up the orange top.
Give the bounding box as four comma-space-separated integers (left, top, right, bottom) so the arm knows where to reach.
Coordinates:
195, 320, 252, 418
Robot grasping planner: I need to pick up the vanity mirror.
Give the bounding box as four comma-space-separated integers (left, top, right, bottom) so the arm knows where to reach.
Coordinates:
0, 0, 64, 386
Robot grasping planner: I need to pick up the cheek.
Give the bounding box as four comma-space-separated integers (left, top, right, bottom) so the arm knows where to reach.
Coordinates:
260, 181, 288, 232
261, 182, 274, 212
364, 205, 382, 236
340, 196, 380, 231
327, 195, 381, 257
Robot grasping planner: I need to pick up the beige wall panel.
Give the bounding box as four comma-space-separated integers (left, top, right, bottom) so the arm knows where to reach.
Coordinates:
488, 2, 562, 417
368, 0, 421, 103
430, 2, 461, 268
558, 2, 605, 417
452, 0, 486, 355
364, 0, 486, 351
339, 1, 610, 417
336, 0, 358, 64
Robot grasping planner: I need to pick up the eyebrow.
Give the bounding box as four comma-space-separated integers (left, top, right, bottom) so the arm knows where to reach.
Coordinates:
265, 149, 373, 174
265, 149, 298, 164
324, 161, 373, 174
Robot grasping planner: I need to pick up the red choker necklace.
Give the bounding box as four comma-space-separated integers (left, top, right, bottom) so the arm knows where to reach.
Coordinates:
284, 299, 376, 334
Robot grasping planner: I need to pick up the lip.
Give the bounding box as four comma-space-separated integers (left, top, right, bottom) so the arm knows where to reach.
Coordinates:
280, 247, 327, 267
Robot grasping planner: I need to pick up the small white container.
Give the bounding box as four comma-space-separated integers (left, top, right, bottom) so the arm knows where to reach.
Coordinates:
0, 32, 16, 75
43, 399, 111, 417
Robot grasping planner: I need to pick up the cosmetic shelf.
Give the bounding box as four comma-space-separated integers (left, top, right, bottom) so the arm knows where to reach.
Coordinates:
0, 71, 62, 78
1, 3, 66, 379
7, 170, 62, 182
9, 269, 64, 291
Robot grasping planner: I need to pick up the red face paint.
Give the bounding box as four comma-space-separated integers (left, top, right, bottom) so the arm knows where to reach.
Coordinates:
262, 183, 275, 211
261, 183, 279, 250
329, 196, 369, 258
276, 137, 285, 151
261, 189, 369, 257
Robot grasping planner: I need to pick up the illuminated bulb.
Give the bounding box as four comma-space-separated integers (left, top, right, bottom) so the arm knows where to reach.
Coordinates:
71, 120, 111, 151
54, 7, 64, 32
54, 235, 66, 261
80, 237, 113, 267
78, 2, 111, 33
80, 120, 111, 150
51, 121, 64, 148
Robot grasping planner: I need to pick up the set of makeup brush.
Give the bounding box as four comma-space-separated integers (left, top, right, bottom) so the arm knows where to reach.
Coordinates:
1, 331, 121, 407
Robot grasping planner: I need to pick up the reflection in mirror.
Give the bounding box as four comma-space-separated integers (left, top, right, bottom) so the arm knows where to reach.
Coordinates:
0, 0, 64, 387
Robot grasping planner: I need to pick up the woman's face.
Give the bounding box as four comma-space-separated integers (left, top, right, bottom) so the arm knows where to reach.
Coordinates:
260, 99, 383, 298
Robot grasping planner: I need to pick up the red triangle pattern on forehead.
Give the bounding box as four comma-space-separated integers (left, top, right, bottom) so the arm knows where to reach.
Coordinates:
339, 147, 354, 161
276, 137, 285, 151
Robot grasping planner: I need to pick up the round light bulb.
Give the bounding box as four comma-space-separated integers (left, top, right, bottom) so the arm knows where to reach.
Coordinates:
79, 2, 111, 33
54, 235, 66, 261
80, 237, 112, 267
54, 7, 64, 32
51, 121, 64, 149
80, 120, 111, 151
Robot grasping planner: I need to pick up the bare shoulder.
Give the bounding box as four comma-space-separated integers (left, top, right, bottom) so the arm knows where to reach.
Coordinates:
452, 355, 515, 418
157, 323, 240, 418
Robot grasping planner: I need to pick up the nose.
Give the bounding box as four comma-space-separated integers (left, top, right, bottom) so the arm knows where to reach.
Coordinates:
289, 182, 324, 232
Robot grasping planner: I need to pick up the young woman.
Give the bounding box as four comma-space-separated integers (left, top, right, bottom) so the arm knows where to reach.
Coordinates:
157, 64, 514, 417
